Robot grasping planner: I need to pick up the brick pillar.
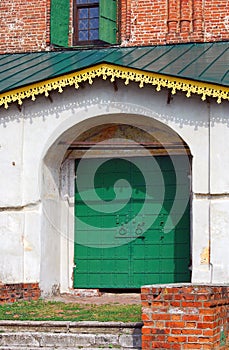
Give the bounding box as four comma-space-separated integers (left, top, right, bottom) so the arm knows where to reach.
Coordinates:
141, 284, 229, 350
192, 0, 203, 32
180, 0, 192, 32
167, 0, 179, 33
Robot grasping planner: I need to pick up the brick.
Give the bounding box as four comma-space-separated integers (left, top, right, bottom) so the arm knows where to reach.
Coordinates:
203, 315, 215, 322
169, 344, 182, 350
142, 301, 150, 307
171, 314, 181, 320
142, 339, 151, 348
142, 327, 151, 334
155, 321, 166, 328
182, 328, 202, 335
198, 337, 213, 343
185, 322, 197, 328
183, 344, 202, 349
167, 336, 187, 343
141, 287, 150, 294
197, 322, 215, 329
166, 320, 185, 328
151, 314, 170, 320
199, 308, 215, 315
141, 293, 147, 300
171, 302, 181, 307
171, 329, 182, 335
181, 294, 196, 301
142, 313, 151, 321
182, 315, 200, 321
187, 336, 200, 342
181, 301, 203, 307
151, 342, 171, 349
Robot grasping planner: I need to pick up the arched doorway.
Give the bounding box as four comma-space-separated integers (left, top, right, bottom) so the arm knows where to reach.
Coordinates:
41, 114, 192, 294
68, 123, 191, 289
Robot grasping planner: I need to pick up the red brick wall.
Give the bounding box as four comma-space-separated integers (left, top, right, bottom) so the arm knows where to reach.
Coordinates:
141, 284, 229, 350
0, 0, 49, 53
120, 0, 168, 45
0, 283, 40, 304
203, 0, 229, 42
0, 1, 229, 53
120, 0, 229, 46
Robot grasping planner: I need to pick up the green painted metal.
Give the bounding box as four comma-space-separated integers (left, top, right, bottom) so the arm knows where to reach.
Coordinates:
50, 0, 70, 47
99, 0, 117, 44
74, 156, 191, 289
0, 42, 229, 94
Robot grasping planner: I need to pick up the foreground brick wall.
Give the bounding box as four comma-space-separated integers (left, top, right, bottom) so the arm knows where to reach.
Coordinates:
141, 284, 229, 350
0, 283, 40, 304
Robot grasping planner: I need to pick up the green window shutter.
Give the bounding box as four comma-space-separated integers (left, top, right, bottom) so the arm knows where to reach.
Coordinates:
50, 0, 70, 47
99, 0, 117, 44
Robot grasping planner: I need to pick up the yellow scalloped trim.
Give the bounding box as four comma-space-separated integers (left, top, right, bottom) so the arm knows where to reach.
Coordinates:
0, 63, 228, 108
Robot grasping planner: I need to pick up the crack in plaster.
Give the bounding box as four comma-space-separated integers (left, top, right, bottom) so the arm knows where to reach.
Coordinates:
0, 201, 41, 212
194, 193, 229, 199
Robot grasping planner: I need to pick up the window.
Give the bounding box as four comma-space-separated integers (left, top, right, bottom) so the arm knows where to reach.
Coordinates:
50, 0, 117, 47
74, 0, 100, 44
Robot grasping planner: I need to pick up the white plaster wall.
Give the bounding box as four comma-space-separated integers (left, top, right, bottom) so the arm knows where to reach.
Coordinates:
0, 208, 41, 284
208, 102, 229, 284
210, 102, 229, 194
0, 211, 24, 282
0, 106, 24, 207
23, 207, 41, 282
0, 79, 228, 293
191, 198, 212, 283
210, 200, 229, 283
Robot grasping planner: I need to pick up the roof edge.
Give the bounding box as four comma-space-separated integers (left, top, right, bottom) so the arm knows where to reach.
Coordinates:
0, 63, 228, 108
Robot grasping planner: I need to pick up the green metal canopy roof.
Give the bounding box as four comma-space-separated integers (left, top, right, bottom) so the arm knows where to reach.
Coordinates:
0, 41, 228, 107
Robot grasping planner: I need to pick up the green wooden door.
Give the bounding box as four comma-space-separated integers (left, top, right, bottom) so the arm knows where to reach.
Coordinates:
74, 156, 191, 288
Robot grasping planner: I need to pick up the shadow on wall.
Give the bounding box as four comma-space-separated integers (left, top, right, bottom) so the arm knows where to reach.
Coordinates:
0, 79, 228, 129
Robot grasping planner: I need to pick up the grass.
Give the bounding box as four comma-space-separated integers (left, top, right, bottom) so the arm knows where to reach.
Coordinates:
0, 300, 142, 322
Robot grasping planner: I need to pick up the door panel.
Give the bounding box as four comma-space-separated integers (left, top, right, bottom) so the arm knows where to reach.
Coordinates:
74, 156, 191, 288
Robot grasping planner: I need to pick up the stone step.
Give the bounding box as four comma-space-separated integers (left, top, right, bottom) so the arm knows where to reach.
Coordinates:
0, 348, 141, 350
0, 321, 142, 349
0, 320, 143, 333
0, 332, 141, 349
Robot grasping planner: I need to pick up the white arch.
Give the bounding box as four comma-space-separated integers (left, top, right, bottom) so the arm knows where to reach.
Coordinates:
41, 116, 192, 294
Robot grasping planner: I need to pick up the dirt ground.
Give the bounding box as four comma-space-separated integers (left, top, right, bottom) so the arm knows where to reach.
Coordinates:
45, 291, 141, 305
